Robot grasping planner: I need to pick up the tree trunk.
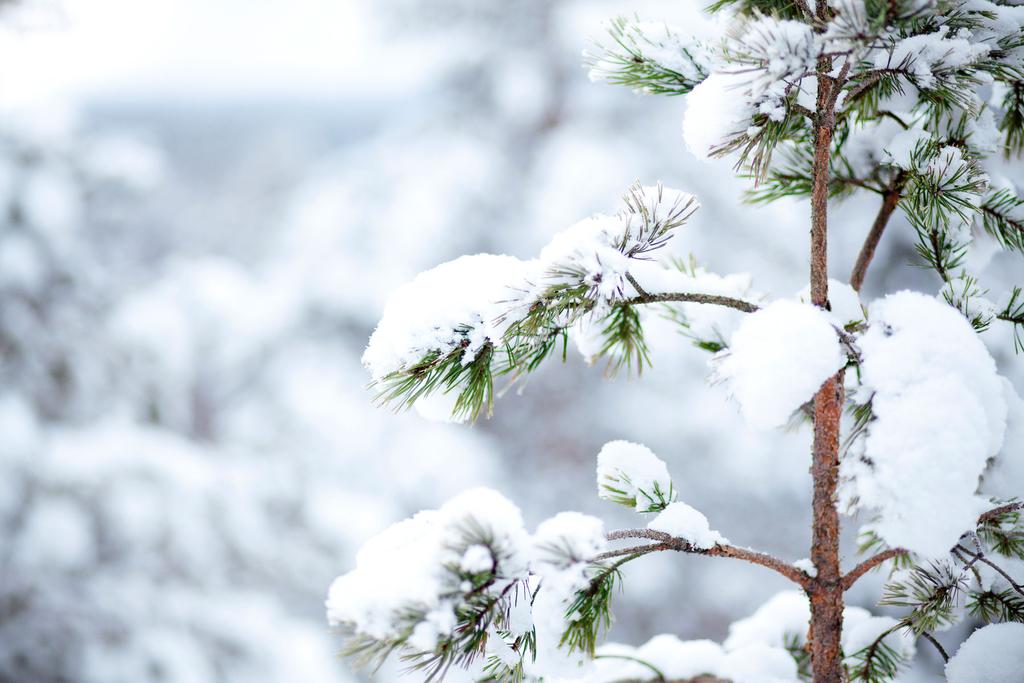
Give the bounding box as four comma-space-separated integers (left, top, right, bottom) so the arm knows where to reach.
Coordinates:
808, 45, 846, 683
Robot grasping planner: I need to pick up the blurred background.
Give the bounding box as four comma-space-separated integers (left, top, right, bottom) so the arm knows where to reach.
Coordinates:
0, 1, 1021, 682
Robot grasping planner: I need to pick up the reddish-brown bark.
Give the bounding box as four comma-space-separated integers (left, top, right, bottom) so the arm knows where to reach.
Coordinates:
808, 33, 846, 683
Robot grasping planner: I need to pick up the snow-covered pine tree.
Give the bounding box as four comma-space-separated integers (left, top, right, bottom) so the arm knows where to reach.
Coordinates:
327, 1, 1024, 682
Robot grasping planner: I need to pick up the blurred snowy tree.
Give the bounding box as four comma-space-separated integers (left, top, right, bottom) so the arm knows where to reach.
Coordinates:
330, 2, 1024, 682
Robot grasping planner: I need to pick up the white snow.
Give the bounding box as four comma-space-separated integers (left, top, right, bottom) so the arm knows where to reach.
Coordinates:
530, 570, 594, 678
842, 614, 914, 661
569, 634, 799, 683
537, 186, 698, 309
325, 488, 531, 644
460, 545, 494, 574
878, 26, 990, 90
646, 501, 726, 549
362, 254, 536, 380
843, 291, 1008, 557
945, 623, 1024, 683
564, 589, 923, 683
532, 511, 607, 571
720, 644, 800, 683
794, 558, 817, 578
539, 214, 634, 304
940, 275, 998, 329
724, 591, 810, 651
883, 126, 932, 170
528, 513, 611, 677
586, 19, 710, 91
683, 71, 754, 160
725, 591, 914, 665
596, 440, 675, 512
726, 17, 818, 121
713, 299, 847, 429
982, 379, 1024, 502
796, 279, 863, 327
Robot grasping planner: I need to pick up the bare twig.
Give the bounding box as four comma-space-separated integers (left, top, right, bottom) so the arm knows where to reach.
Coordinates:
623, 292, 760, 313
792, 102, 816, 120
920, 632, 949, 663
603, 529, 813, 588
842, 548, 909, 589
625, 272, 651, 298
978, 501, 1024, 524
850, 173, 906, 291
592, 542, 677, 563
955, 545, 1024, 597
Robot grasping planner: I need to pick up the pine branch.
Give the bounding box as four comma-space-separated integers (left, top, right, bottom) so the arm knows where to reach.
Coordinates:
560, 561, 622, 656
598, 304, 652, 376
880, 561, 966, 635
999, 81, 1024, 156
845, 622, 906, 683
996, 287, 1024, 353
976, 501, 1024, 559
980, 502, 1024, 524
585, 16, 708, 96
978, 188, 1024, 253
705, 0, 809, 20
623, 291, 760, 313
966, 588, 1024, 624
604, 528, 812, 587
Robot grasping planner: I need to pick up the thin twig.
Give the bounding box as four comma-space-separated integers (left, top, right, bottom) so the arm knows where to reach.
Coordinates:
842, 547, 909, 590
591, 542, 676, 563
625, 272, 651, 298
850, 173, 905, 291
920, 632, 949, 662
826, 60, 853, 110
955, 545, 1024, 597
978, 502, 1024, 524
603, 529, 812, 588
622, 292, 760, 313
792, 103, 816, 120
952, 546, 984, 587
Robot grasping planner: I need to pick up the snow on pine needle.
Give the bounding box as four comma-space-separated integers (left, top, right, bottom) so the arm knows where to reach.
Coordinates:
364, 182, 723, 422
325, 488, 532, 661
596, 440, 675, 513
584, 17, 711, 96
842, 292, 1008, 557
723, 16, 818, 122
362, 254, 536, 382
326, 486, 633, 681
